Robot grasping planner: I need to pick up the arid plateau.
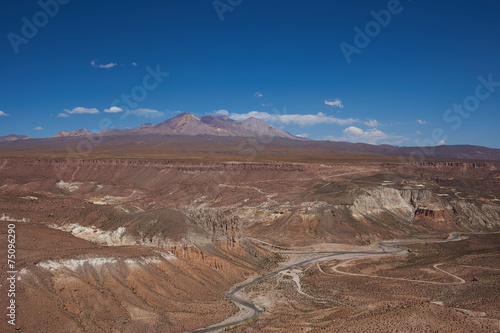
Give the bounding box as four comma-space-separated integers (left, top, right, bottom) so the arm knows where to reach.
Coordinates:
1, 115, 500, 332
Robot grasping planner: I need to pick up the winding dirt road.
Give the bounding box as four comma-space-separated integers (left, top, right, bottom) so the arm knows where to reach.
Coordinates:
323, 260, 465, 285
191, 234, 464, 332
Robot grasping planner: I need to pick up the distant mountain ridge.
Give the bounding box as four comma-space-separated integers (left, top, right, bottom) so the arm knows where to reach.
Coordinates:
0, 134, 30, 142
52, 113, 299, 140
1, 113, 500, 161
121, 112, 301, 140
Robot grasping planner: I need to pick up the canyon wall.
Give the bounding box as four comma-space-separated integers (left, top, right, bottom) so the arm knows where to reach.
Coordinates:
1, 159, 499, 249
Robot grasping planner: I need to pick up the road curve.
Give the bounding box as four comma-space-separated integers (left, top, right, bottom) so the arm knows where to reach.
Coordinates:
190, 233, 463, 332
326, 260, 465, 285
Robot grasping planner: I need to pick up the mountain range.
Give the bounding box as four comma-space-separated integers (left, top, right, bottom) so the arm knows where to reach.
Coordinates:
1, 113, 300, 141
61, 113, 300, 140
0, 134, 29, 142
1, 112, 500, 161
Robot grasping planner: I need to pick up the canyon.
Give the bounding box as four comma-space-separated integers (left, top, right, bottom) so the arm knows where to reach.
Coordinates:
0, 121, 499, 332
0, 155, 499, 332
2, 1, 499, 331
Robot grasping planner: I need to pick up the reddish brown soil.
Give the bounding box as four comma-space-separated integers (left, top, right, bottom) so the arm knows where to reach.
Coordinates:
234, 234, 500, 332
0, 223, 252, 332
0, 158, 498, 332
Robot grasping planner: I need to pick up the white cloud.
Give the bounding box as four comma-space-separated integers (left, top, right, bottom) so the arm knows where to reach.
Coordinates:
417, 119, 426, 125
34, 126, 43, 130
261, 103, 271, 107
57, 113, 70, 118
254, 91, 263, 98
103, 106, 123, 113
324, 98, 344, 109
132, 62, 137, 66
437, 140, 446, 145
63, 107, 99, 114
364, 119, 381, 127
417, 130, 422, 134
228, 111, 358, 126
91, 60, 117, 69
340, 126, 390, 144
0, 111, 9, 116
129, 108, 164, 118
215, 109, 229, 116
296, 133, 309, 138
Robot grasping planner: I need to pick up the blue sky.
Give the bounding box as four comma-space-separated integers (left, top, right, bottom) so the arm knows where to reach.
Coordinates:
1, 0, 499, 147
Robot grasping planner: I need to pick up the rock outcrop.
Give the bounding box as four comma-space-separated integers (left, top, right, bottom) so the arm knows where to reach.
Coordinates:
1, 158, 499, 249
350, 187, 500, 231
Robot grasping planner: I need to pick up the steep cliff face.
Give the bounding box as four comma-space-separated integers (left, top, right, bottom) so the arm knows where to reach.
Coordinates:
351, 188, 414, 221
451, 200, 500, 230
46, 207, 250, 266
2, 221, 256, 333
186, 208, 245, 245
399, 189, 452, 221
349, 187, 500, 230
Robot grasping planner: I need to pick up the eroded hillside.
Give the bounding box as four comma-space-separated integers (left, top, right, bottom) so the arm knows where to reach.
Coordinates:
0, 159, 499, 332
1, 159, 499, 246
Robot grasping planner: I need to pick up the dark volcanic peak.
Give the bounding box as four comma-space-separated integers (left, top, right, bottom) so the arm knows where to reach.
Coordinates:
0, 134, 30, 142
200, 115, 217, 123
200, 114, 239, 130
52, 128, 92, 138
